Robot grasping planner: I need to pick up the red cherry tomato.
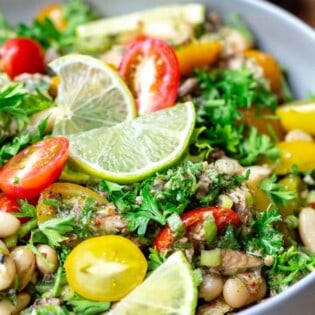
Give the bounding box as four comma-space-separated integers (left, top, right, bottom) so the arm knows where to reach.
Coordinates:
0, 193, 31, 223
153, 206, 241, 252
119, 38, 180, 115
1, 37, 46, 79
0, 137, 69, 199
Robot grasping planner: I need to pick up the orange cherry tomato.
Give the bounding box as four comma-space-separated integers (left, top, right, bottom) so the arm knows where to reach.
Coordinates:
153, 206, 240, 252
175, 41, 222, 76
36, 4, 67, 31
65, 235, 147, 301
243, 49, 282, 93
0, 137, 69, 199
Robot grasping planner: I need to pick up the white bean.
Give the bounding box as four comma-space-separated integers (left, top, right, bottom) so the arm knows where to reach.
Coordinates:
0, 293, 30, 315
223, 277, 266, 308
10, 246, 35, 291
199, 273, 224, 302
36, 244, 59, 274
0, 255, 16, 290
299, 207, 315, 253
0, 212, 20, 238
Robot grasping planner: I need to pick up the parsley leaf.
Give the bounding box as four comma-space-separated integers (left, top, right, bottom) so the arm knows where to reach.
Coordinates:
260, 174, 297, 208
191, 68, 279, 165
66, 294, 110, 315
267, 246, 315, 295
244, 209, 284, 256
148, 248, 167, 271
16, 0, 98, 53
217, 224, 241, 250
38, 215, 75, 247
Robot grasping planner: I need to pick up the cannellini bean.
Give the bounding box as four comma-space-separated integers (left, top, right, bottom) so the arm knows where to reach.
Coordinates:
299, 207, 315, 253
10, 246, 35, 291
223, 276, 266, 308
0, 211, 21, 238
36, 244, 59, 274
0, 255, 16, 290
285, 129, 313, 142
199, 273, 224, 302
0, 293, 30, 315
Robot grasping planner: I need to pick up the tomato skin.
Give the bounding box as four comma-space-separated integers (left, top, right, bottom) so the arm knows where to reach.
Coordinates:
36, 4, 67, 31
1, 37, 46, 79
175, 41, 221, 75
275, 141, 315, 175
36, 182, 108, 224
119, 39, 180, 115
65, 235, 147, 302
0, 137, 69, 199
153, 206, 241, 252
243, 49, 282, 93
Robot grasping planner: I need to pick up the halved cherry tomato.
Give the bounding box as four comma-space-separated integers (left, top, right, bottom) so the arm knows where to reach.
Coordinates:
36, 4, 67, 31
36, 182, 108, 224
153, 206, 240, 252
275, 141, 315, 175
1, 37, 46, 79
65, 235, 147, 301
0, 137, 69, 199
243, 49, 282, 93
276, 101, 315, 135
175, 41, 221, 75
119, 38, 180, 115
0, 193, 31, 223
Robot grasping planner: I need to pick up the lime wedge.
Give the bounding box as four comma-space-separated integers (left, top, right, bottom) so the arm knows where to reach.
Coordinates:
68, 102, 195, 183
108, 251, 197, 315
49, 54, 136, 135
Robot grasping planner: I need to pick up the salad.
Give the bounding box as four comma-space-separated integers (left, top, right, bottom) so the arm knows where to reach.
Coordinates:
1, 0, 315, 314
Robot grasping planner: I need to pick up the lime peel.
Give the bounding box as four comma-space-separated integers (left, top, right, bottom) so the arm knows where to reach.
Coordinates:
68, 102, 196, 183
108, 251, 198, 315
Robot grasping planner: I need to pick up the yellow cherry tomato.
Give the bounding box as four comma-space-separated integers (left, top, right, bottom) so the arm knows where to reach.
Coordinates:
175, 41, 221, 75
243, 49, 282, 93
65, 235, 148, 302
275, 141, 315, 174
276, 101, 315, 135
36, 182, 108, 223
36, 4, 67, 31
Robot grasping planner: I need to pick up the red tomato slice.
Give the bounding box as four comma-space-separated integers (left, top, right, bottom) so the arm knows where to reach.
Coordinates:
1, 37, 46, 79
0, 193, 31, 223
0, 137, 69, 199
119, 38, 180, 115
153, 206, 241, 252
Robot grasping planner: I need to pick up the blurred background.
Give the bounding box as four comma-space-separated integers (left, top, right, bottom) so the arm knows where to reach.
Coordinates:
270, 0, 315, 27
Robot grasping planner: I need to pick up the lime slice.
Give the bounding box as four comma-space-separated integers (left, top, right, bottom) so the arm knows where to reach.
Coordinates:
49, 54, 136, 135
68, 102, 195, 183
108, 251, 197, 315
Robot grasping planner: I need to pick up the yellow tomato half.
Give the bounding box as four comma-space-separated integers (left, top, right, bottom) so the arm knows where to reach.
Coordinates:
65, 235, 148, 302
36, 182, 108, 223
276, 101, 315, 135
275, 141, 315, 174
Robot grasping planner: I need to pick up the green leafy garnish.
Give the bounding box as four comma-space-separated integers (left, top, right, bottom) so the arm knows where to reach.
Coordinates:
244, 209, 283, 256
260, 174, 297, 208
191, 68, 280, 165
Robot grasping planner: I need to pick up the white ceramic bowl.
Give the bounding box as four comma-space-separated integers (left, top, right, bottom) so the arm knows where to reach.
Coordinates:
2, 1, 315, 314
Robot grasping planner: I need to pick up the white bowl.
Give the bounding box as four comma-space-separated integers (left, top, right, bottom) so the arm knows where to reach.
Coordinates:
2, 1, 315, 314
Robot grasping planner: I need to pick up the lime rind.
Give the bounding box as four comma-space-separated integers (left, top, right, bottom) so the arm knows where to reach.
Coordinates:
49, 54, 136, 135
108, 251, 198, 315
68, 102, 196, 183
